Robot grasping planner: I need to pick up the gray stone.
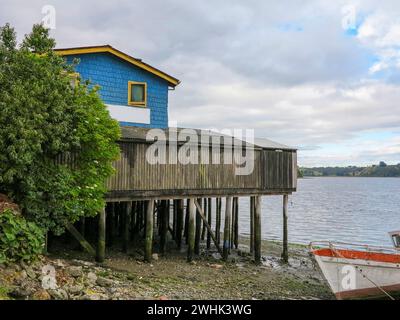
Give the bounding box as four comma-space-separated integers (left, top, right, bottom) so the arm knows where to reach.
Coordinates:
66, 266, 83, 278
86, 272, 97, 284
10, 286, 35, 299
151, 253, 159, 261
81, 293, 108, 300
96, 277, 114, 287
72, 259, 95, 267
49, 288, 69, 300
66, 284, 84, 294
25, 267, 36, 279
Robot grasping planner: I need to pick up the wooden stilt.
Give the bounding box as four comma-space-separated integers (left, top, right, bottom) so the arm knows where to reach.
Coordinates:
176, 199, 184, 250
206, 198, 212, 250
231, 198, 236, 249
80, 217, 86, 238
172, 200, 178, 240
282, 194, 289, 264
223, 197, 232, 261
187, 198, 196, 262
123, 202, 131, 253
108, 203, 115, 246
43, 232, 48, 254
96, 207, 106, 263
131, 201, 136, 241
201, 198, 207, 240
184, 199, 189, 244
250, 196, 254, 254
234, 197, 239, 249
194, 199, 223, 256
66, 223, 96, 256
216, 198, 221, 245
194, 198, 202, 255
254, 196, 262, 264
145, 200, 154, 262
160, 200, 168, 255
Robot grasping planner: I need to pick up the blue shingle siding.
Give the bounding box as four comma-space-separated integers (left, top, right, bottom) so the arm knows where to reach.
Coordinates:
66, 53, 169, 128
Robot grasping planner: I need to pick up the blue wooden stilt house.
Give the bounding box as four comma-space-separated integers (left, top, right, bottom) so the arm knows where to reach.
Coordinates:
55, 45, 297, 263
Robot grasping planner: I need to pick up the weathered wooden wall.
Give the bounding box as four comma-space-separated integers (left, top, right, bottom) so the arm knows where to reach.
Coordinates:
105, 141, 297, 200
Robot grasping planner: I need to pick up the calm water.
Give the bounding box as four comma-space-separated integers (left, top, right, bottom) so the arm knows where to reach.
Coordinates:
235, 177, 400, 247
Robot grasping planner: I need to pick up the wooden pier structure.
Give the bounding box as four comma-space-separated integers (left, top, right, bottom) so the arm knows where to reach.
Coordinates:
71, 127, 297, 264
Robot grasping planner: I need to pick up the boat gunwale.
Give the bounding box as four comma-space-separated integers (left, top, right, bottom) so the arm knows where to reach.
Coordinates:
310, 241, 400, 264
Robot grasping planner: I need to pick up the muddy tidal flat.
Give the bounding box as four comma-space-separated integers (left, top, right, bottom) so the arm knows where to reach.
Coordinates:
0, 238, 333, 300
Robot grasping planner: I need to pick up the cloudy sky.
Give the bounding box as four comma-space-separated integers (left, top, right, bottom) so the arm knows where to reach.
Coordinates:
1, 0, 400, 166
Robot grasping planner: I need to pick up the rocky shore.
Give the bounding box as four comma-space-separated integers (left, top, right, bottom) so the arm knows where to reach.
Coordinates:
0, 239, 334, 300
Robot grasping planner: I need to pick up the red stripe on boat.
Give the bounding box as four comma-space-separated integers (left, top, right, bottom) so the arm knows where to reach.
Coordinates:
313, 248, 400, 264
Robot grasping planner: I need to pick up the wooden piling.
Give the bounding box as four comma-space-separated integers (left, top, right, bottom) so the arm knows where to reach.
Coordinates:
131, 201, 136, 241
194, 198, 202, 255
250, 196, 254, 254
206, 198, 212, 250
187, 198, 196, 262
223, 197, 232, 261
201, 198, 207, 240
80, 217, 86, 239
254, 196, 262, 264
160, 200, 168, 255
172, 200, 178, 240
216, 198, 221, 245
176, 199, 184, 250
234, 197, 239, 249
282, 194, 289, 264
145, 200, 154, 262
184, 199, 189, 244
96, 207, 106, 263
123, 202, 131, 253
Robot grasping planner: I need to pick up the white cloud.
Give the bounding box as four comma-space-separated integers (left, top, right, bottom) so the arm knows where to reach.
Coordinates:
1, 0, 400, 166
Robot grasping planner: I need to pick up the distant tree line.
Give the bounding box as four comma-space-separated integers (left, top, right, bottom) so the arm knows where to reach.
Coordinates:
300, 162, 400, 177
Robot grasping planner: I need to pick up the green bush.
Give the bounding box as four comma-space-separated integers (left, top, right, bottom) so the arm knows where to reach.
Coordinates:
0, 23, 120, 235
0, 210, 44, 264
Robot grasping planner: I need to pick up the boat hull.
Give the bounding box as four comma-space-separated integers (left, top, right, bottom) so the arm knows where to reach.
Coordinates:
312, 246, 400, 299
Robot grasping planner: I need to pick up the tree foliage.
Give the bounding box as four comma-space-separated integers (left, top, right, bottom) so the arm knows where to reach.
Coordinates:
0, 23, 120, 235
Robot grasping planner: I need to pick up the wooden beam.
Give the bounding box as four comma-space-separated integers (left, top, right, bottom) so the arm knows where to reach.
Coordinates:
96, 207, 106, 262
145, 200, 154, 262
223, 197, 233, 261
282, 194, 289, 263
66, 223, 96, 257
254, 196, 262, 264
194, 199, 223, 256
106, 189, 295, 202
187, 198, 196, 262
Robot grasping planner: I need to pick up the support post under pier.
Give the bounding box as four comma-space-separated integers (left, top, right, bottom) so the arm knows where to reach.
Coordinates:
223, 197, 232, 261
145, 200, 154, 262
282, 194, 289, 264
254, 196, 262, 264
96, 207, 106, 263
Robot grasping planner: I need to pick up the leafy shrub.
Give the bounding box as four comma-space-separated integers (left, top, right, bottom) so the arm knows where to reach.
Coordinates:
0, 210, 44, 263
0, 24, 120, 234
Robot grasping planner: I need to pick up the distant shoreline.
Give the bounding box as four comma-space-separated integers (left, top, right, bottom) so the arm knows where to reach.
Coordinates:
300, 176, 400, 178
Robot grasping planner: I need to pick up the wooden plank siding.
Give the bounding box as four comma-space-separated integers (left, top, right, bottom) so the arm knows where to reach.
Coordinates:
105, 141, 297, 201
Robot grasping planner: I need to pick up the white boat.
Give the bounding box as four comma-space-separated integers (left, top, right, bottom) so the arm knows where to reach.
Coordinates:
310, 231, 400, 300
